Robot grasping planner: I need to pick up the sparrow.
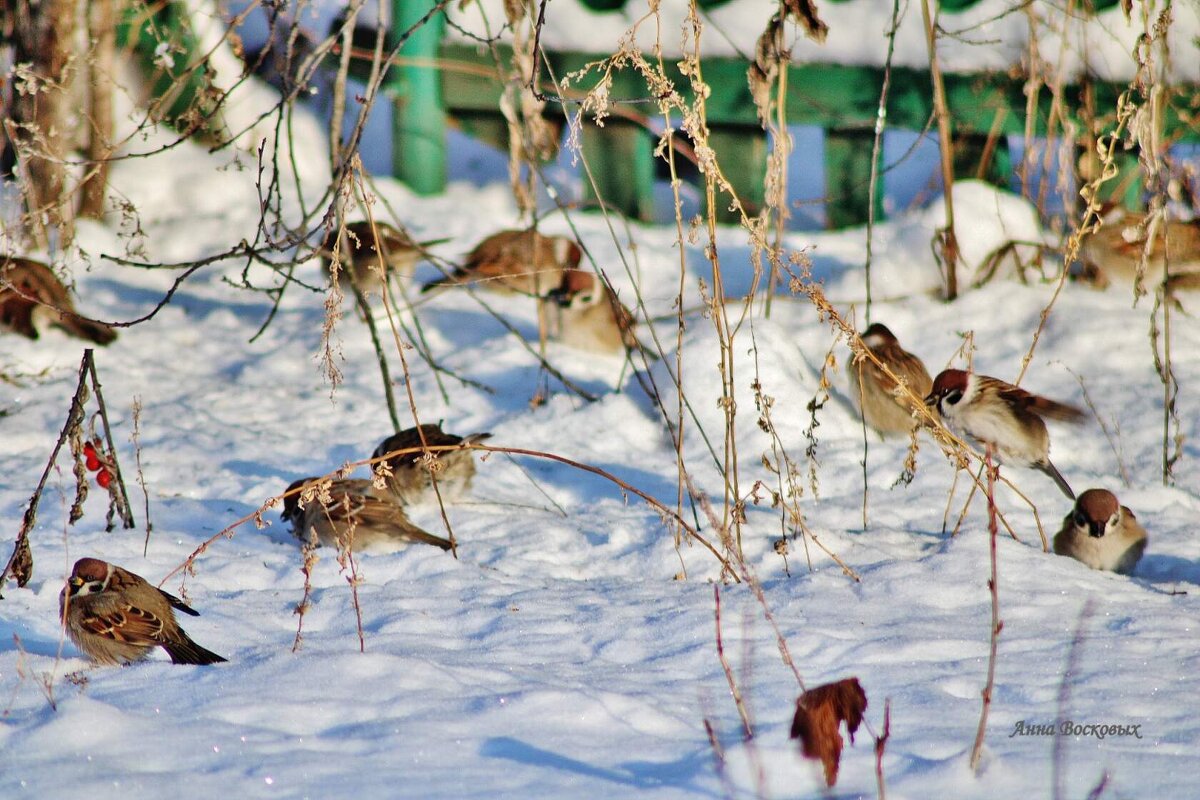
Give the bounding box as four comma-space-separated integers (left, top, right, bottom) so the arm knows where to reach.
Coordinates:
1053, 488, 1147, 575
319, 220, 446, 293
1, 257, 117, 344
847, 322, 933, 437
59, 557, 226, 666
281, 477, 452, 552
1078, 210, 1200, 293
420, 228, 581, 296
544, 269, 639, 354
925, 368, 1084, 499
371, 423, 492, 505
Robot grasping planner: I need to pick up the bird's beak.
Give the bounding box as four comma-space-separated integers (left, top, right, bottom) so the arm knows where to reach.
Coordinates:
545, 287, 572, 308
1088, 522, 1104, 539
924, 392, 937, 407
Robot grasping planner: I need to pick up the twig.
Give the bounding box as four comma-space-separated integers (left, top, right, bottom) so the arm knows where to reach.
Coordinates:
713, 585, 753, 741
132, 398, 154, 556
2, 353, 89, 594
969, 446, 1003, 772
874, 699, 892, 800
85, 352, 134, 530
163, 443, 740, 587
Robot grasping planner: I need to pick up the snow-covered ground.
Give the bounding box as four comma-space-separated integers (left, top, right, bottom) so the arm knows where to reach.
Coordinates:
4, 30, 1200, 800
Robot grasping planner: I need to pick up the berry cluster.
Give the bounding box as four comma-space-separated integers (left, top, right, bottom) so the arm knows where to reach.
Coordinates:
82, 440, 114, 489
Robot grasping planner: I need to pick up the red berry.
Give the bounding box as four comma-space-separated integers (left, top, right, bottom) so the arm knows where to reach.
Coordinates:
85, 454, 101, 471
96, 469, 113, 489
83, 441, 96, 457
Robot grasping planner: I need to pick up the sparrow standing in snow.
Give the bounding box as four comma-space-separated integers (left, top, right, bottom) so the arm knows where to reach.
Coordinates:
420, 228, 581, 296
371, 423, 492, 505
1, 257, 117, 344
848, 323, 933, 437
60, 558, 226, 666
1053, 488, 1147, 575
925, 368, 1083, 499
544, 269, 638, 354
1079, 210, 1200, 293
281, 477, 452, 552
319, 220, 445, 293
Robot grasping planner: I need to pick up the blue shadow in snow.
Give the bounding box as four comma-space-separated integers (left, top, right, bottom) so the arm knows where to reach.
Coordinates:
1135, 553, 1200, 589
480, 736, 718, 796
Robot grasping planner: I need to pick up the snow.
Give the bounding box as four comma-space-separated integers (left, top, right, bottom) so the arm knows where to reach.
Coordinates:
4, 40, 1200, 800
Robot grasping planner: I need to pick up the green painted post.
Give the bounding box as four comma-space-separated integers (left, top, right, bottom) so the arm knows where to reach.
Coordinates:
389, 0, 447, 194
581, 119, 656, 221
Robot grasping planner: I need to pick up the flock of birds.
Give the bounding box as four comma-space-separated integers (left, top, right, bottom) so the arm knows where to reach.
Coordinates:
4, 209, 1187, 668
853, 322, 1148, 578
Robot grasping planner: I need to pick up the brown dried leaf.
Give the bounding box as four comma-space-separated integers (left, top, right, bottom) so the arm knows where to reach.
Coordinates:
790, 677, 868, 787
783, 0, 829, 43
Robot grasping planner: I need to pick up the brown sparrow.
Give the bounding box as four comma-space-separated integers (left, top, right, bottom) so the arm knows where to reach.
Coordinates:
544, 269, 638, 354
281, 477, 452, 552
848, 322, 933, 437
319, 221, 445, 293
371, 423, 492, 504
925, 369, 1083, 499
59, 558, 226, 666
420, 228, 581, 296
1, 257, 117, 344
1053, 488, 1147, 575
1079, 210, 1200, 293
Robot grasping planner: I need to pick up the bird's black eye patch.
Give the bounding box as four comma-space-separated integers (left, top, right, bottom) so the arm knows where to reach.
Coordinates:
945, 389, 963, 406
1073, 512, 1087, 528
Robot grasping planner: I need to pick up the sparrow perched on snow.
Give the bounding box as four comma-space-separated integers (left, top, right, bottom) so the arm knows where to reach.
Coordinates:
281, 477, 452, 552
420, 228, 581, 296
1079, 210, 1200, 293
371, 423, 492, 505
1053, 488, 1147, 575
848, 323, 933, 437
59, 558, 226, 666
1, 257, 117, 344
925, 368, 1084, 499
544, 269, 638, 354
319, 220, 445, 293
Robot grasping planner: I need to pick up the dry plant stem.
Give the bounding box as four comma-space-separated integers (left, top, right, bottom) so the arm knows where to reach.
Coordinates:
79, 0, 116, 220
713, 586, 753, 740
292, 543, 319, 652
940, 463, 961, 535
919, 0, 958, 299
166, 443, 740, 586
702, 716, 737, 800
762, 19, 790, 317
86, 353, 135, 529
1053, 600, 1096, 800
3, 352, 88, 593
132, 398, 154, 556
875, 699, 892, 800
856, 358, 871, 532
348, 278, 402, 432
337, 543, 367, 653
970, 447, 1003, 773
949, 467, 980, 537
1154, 289, 1180, 485
373, 265, 460, 557
329, 2, 362, 166
739, 565, 805, 689
865, 0, 905, 321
